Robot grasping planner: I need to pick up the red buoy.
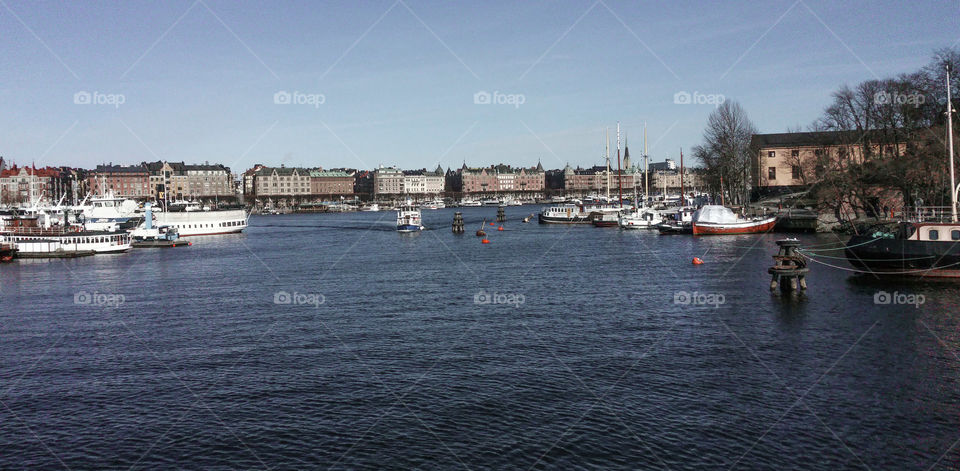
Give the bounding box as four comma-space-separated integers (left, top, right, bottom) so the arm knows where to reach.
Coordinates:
692, 257, 703, 265
481, 238, 490, 244
489, 222, 495, 226
497, 226, 504, 231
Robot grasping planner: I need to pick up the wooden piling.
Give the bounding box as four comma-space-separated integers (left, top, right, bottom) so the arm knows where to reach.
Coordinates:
768, 239, 809, 293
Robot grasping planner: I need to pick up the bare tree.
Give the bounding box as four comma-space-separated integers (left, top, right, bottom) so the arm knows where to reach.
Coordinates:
694, 100, 757, 205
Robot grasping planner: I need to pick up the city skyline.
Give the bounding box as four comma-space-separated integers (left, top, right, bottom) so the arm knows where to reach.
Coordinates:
2, 1, 956, 171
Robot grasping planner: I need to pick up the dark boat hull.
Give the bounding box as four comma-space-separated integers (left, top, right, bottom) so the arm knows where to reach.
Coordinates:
844, 235, 960, 277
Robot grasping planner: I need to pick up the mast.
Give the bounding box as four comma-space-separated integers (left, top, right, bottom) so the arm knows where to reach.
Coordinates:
680, 147, 685, 206
948, 63, 957, 222
605, 128, 610, 200
617, 122, 623, 208
643, 123, 649, 207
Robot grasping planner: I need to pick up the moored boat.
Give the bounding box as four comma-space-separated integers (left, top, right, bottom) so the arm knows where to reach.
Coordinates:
153, 208, 248, 236
691, 205, 777, 236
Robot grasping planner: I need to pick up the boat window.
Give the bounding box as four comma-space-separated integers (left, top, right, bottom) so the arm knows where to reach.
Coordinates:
929, 229, 939, 240
953, 230, 960, 241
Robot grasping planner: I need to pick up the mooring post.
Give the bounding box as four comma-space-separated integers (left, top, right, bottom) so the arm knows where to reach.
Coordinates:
452, 212, 464, 233
768, 238, 809, 293
497, 205, 506, 222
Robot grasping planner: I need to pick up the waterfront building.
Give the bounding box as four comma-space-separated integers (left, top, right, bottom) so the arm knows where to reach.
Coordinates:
456, 163, 545, 195
310, 170, 354, 195
562, 164, 635, 196
402, 166, 445, 195
373, 166, 404, 195
87, 164, 150, 199
0, 165, 63, 205
251, 166, 312, 197
143, 161, 233, 201
751, 131, 907, 193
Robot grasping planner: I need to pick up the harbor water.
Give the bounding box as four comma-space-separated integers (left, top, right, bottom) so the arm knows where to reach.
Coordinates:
2, 206, 958, 470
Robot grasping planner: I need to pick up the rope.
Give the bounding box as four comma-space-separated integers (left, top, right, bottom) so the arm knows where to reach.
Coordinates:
798, 249, 935, 262
799, 237, 884, 252
798, 252, 960, 274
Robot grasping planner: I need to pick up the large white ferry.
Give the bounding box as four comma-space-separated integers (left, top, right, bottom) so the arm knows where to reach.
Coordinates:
153, 208, 248, 237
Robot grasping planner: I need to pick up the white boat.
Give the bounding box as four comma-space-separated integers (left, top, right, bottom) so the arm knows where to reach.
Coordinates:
481, 198, 501, 206
74, 191, 141, 231
396, 202, 423, 232
538, 203, 620, 224
460, 199, 482, 207
618, 207, 663, 229
130, 204, 184, 247
154, 209, 248, 237
420, 198, 446, 210
691, 205, 777, 235
1, 230, 131, 257
361, 203, 381, 212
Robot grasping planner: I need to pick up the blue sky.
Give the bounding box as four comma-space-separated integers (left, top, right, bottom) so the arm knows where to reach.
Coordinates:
1, 0, 957, 172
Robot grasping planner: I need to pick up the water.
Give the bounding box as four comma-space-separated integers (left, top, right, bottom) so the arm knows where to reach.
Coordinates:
1, 206, 958, 470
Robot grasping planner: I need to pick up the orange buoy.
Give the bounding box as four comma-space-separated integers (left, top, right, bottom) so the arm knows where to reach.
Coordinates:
692, 257, 703, 265
481, 238, 490, 244
497, 226, 504, 231
489, 222, 495, 226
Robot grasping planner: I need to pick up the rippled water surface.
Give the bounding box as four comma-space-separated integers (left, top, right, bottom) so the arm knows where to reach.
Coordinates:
2, 206, 959, 470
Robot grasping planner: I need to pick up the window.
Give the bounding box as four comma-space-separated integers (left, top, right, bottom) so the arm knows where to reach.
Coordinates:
792, 166, 801, 180
952, 230, 959, 241
929, 229, 939, 240
767, 151, 775, 158
768, 167, 776, 180
791, 150, 799, 158
815, 149, 823, 156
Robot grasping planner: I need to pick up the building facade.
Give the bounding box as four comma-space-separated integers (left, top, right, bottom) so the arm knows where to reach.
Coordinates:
310, 170, 354, 195
87, 164, 150, 199
373, 166, 404, 195
252, 167, 312, 197
457, 163, 545, 195
0, 165, 63, 205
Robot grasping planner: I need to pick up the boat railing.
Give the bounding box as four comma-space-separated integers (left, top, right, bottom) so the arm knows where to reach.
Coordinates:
903, 206, 957, 223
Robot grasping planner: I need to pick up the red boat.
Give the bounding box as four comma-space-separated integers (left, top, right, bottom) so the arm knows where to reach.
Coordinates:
691, 205, 777, 235
0, 243, 16, 262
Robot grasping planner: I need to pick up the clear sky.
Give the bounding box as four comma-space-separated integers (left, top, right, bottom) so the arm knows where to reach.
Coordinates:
1, 0, 957, 172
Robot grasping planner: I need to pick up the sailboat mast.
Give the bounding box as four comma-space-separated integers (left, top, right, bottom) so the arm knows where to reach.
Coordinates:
644, 123, 649, 207
617, 122, 623, 208
680, 147, 685, 206
947, 63, 957, 222
605, 128, 610, 200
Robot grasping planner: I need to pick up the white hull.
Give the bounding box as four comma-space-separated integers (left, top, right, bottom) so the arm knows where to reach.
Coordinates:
1, 231, 131, 255
154, 209, 248, 236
